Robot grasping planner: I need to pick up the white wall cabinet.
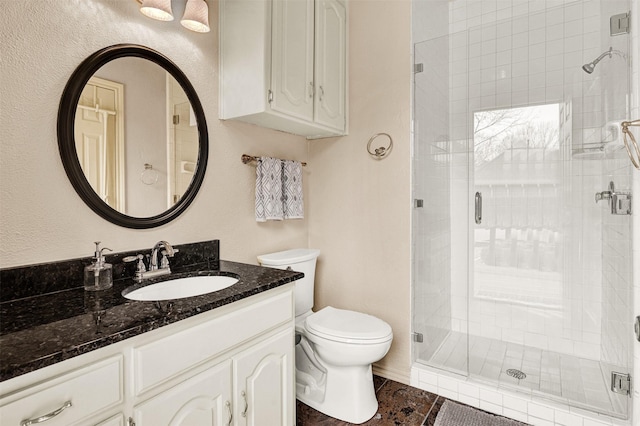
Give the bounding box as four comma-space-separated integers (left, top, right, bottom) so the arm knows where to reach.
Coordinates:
0, 285, 294, 426
220, 0, 347, 139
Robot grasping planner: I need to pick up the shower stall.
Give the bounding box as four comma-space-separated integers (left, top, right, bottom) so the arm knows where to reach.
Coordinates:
412, 0, 634, 422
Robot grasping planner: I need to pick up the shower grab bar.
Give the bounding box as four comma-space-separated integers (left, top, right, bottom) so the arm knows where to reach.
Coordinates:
475, 192, 482, 224
621, 119, 640, 169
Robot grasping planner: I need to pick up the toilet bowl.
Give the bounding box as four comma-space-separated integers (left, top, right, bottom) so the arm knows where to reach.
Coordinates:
257, 249, 393, 424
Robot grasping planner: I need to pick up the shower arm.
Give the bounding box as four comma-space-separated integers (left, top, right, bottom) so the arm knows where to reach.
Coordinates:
591, 47, 613, 66
582, 47, 614, 73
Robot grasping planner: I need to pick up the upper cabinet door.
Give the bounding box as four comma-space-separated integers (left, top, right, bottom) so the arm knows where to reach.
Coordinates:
314, 0, 346, 132
270, 0, 315, 122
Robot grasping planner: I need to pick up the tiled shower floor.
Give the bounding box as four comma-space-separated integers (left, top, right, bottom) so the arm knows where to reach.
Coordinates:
424, 331, 625, 417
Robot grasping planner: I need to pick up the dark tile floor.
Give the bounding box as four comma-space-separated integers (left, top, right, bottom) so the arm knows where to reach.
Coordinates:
295, 375, 504, 426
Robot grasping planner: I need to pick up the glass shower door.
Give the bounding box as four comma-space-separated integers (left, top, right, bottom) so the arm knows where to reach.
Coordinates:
412, 34, 470, 378
466, 5, 633, 417
412, 1, 633, 419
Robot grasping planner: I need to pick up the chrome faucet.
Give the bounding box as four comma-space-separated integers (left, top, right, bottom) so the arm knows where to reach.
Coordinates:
150, 241, 175, 271
125, 241, 178, 281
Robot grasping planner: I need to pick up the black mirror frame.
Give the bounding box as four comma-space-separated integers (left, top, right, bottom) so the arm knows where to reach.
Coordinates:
57, 44, 208, 229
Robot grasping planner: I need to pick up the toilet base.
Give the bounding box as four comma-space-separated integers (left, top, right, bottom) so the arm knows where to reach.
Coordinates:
296, 363, 378, 424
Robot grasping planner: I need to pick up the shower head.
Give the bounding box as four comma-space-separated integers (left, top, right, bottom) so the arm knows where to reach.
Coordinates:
582, 62, 596, 74
582, 47, 613, 74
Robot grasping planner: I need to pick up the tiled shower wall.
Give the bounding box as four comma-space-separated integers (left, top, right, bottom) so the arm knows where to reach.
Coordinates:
444, 0, 632, 360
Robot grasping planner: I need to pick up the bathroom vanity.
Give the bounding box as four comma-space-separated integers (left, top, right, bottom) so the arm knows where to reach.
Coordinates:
0, 241, 301, 426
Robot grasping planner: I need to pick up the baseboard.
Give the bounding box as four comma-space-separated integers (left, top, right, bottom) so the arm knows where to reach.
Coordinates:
372, 364, 410, 385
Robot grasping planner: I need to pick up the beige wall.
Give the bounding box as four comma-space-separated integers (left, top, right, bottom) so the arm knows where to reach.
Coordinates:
0, 0, 308, 267
0, 0, 413, 381
308, 0, 413, 382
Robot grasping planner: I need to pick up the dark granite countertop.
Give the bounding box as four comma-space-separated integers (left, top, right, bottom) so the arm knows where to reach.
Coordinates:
0, 260, 303, 382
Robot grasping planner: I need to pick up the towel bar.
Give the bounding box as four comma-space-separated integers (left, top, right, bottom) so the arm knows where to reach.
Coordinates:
241, 154, 307, 166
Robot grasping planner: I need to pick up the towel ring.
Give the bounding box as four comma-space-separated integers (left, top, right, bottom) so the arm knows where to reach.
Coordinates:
367, 133, 393, 160
140, 163, 159, 185
621, 119, 640, 169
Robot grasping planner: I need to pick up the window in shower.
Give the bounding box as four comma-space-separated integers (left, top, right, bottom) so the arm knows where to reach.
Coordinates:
473, 103, 562, 308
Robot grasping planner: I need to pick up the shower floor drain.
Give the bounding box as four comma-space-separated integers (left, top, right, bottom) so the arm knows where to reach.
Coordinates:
505, 369, 527, 380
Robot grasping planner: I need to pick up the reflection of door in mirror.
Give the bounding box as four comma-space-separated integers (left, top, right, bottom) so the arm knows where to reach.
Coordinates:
167, 75, 199, 207
74, 77, 125, 211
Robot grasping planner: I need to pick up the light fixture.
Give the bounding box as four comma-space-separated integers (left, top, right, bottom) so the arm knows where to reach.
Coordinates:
137, 0, 210, 33
139, 0, 174, 21
181, 0, 210, 33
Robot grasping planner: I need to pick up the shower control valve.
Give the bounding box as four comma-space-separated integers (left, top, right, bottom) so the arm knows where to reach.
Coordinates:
595, 181, 632, 215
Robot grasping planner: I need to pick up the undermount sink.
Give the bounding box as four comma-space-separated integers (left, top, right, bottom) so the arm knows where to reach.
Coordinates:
123, 275, 238, 301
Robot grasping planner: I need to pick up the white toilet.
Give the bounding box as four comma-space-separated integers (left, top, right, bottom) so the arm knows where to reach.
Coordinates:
257, 249, 393, 424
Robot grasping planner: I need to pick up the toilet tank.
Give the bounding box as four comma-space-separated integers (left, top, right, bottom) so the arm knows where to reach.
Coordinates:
257, 249, 320, 316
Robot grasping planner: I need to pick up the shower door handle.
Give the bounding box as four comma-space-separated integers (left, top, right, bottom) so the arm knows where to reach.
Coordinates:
475, 192, 482, 224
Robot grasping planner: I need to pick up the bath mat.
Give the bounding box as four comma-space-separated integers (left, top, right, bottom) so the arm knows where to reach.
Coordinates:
434, 400, 528, 426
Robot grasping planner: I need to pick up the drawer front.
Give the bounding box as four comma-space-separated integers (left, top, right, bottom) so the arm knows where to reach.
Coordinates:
0, 356, 123, 426
134, 288, 293, 395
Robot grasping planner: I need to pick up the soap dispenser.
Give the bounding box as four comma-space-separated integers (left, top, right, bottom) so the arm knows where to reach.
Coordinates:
84, 242, 113, 291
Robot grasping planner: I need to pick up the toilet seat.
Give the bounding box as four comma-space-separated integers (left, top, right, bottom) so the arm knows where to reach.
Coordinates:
305, 306, 393, 344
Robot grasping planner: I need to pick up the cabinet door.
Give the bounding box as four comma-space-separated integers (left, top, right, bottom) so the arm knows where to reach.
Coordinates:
133, 361, 232, 426
314, 0, 346, 131
234, 330, 294, 426
270, 0, 315, 121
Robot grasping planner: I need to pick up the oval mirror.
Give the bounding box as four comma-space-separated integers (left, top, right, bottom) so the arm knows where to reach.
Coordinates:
58, 44, 208, 228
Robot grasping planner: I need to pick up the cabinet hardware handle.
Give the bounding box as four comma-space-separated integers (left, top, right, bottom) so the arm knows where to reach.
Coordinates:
241, 390, 248, 417
309, 82, 314, 98
319, 85, 325, 102
128, 417, 136, 426
225, 400, 232, 426
20, 401, 72, 426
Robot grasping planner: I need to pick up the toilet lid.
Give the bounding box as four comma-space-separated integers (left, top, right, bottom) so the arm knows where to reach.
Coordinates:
305, 306, 392, 343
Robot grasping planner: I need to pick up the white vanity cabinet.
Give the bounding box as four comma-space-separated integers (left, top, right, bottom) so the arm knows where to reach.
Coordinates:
0, 284, 295, 426
135, 330, 293, 426
220, 0, 347, 139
